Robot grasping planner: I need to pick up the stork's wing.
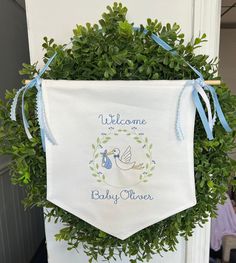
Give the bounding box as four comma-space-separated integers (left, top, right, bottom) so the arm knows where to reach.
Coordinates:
121, 146, 132, 163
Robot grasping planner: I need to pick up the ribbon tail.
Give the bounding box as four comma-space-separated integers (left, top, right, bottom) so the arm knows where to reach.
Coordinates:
40, 128, 46, 152
36, 85, 57, 151
192, 88, 214, 140
9, 52, 57, 144
21, 87, 34, 139
175, 118, 184, 141
10, 77, 39, 122
10, 86, 26, 121
195, 81, 215, 132
36, 90, 47, 151
206, 85, 232, 133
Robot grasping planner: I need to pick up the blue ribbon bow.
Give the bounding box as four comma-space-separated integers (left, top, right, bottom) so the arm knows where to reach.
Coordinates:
192, 78, 232, 140
10, 53, 57, 151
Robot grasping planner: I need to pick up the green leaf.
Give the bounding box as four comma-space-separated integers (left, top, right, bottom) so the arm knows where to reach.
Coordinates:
118, 21, 133, 36
207, 180, 214, 188
163, 56, 169, 65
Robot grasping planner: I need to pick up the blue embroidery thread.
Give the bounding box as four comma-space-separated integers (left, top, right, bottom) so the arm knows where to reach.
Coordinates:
101, 150, 112, 169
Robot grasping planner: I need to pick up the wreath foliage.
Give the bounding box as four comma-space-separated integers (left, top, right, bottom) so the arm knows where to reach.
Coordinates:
1, 2, 236, 262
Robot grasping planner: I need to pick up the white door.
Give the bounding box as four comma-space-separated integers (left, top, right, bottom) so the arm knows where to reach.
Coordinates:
25, 1, 221, 262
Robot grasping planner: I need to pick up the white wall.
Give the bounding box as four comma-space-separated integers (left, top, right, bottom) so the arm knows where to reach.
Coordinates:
219, 29, 236, 94
25, 0, 220, 66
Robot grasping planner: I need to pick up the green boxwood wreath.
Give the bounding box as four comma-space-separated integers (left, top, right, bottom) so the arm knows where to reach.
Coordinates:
1, 2, 236, 262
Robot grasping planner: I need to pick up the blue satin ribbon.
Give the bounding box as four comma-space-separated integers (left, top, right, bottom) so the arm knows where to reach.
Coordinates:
10, 52, 57, 150
10, 27, 232, 147
177, 79, 232, 141
195, 78, 232, 134
192, 82, 214, 140
133, 27, 231, 140
35, 78, 57, 150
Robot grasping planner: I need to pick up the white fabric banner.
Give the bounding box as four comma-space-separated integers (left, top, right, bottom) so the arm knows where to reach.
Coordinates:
42, 79, 196, 240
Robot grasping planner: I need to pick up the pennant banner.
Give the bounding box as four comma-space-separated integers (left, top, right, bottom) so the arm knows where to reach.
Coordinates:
42, 79, 196, 239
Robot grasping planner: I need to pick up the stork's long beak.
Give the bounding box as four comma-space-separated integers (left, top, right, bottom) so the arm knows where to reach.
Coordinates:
107, 149, 114, 155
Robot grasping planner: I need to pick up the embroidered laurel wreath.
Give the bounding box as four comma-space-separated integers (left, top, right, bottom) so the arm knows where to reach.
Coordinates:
0, 3, 236, 263
90, 127, 155, 187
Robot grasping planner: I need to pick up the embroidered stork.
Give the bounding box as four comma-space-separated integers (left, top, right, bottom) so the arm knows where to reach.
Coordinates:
108, 146, 143, 171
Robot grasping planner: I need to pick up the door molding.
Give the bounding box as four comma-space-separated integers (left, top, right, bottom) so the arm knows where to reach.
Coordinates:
185, 1, 221, 262
192, 0, 221, 58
